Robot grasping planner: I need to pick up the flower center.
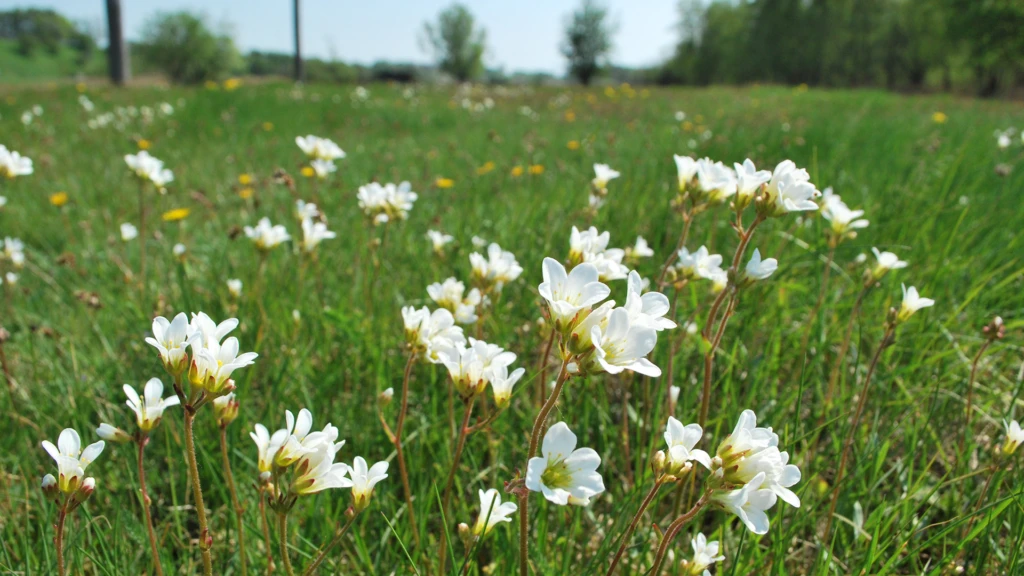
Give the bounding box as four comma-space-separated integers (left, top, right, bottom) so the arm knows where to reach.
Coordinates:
540, 457, 573, 489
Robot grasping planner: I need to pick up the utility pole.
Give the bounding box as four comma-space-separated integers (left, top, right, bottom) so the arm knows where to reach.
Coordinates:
105, 0, 129, 85
293, 0, 304, 82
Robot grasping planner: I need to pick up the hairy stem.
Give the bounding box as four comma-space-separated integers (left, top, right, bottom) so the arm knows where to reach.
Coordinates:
606, 479, 665, 575
439, 395, 478, 575
536, 328, 556, 407
648, 489, 712, 575
278, 512, 294, 576
138, 439, 165, 576
55, 499, 69, 576
822, 325, 895, 546
182, 405, 214, 575
393, 351, 420, 547
657, 209, 694, 288
259, 490, 275, 575
961, 340, 992, 452
220, 426, 248, 576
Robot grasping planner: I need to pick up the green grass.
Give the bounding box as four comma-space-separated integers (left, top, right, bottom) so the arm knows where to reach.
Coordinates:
0, 39, 106, 84
0, 80, 1023, 575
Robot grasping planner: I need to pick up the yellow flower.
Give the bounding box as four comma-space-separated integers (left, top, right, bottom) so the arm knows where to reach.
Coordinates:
162, 208, 190, 222
932, 111, 948, 124
262, 122, 274, 131
795, 83, 809, 93
204, 80, 219, 90
511, 166, 524, 177
435, 177, 455, 188
137, 139, 151, 150
239, 188, 254, 199
682, 121, 693, 132
564, 110, 576, 122
567, 140, 580, 150
528, 164, 544, 175
300, 166, 315, 178
223, 78, 242, 91
75, 83, 87, 93
476, 162, 495, 175
604, 86, 616, 98
238, 173, 253, 185
50, 192, 69, 207
694, 114, 704, 123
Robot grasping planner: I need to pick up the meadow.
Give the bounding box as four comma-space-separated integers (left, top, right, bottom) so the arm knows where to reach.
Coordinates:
0, 79, 1023, 575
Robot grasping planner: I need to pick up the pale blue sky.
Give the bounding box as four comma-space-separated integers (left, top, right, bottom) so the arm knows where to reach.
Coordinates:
9, 0, 680, 74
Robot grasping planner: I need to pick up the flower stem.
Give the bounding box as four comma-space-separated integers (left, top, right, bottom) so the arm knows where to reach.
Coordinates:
439, 395, 478, 575
220, 425, 248, 576
961, 340, 992, 452
648, 489, 712, 575
55, 499, 69, 576
278, 512, 295, 576
520, 354, 573, 576
301, 511, 359, 576
259, 490, 275, 575
822, 325, 895, 547
656, 208, 694, 288
536, 328, 556, 407
393, 351, 421, 547
182, 402, 214, 575
605, 478, 664, 575
137, 439, 165, 576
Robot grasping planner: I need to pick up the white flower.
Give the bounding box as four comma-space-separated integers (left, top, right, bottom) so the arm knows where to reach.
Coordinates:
344, 456, 388, 512
734, 158, 771, 204
664, 417, 711, 473
189, 337, 258, 395
486, 364, 525, 408
1003, 419, 1023, 455
173, 243, 186, 258
695, 158, 737, 203
538, 258, 610, 331
123, 378, 181, 432
676, 246, 723, 281
674, 155, 699, 189
227, 278, 243, 298
250, 423, 287, 473
271, 408, 341, 468
897, 284, 934, 322
120, 222, 138, 241
469, 243, 523, 289
589, 308, 661, 377
473, 488, 518, 535
4, 272, 17, 284
684, 533, 725, 576
310, 158, 336, 179
669, 385, 681, 405
471, 235, 488, 248
427, 278, 481, 324
0, 196, 6, 209
244, 217, 291, 251
124, 151, 173, 188
713, 471, 777, 534
426, 230, 454, 253
568, 226, 629, 280
623, 271, 676, 331
714, 410, 801, 508
95, 423, 131, 443
761, 160, 819, 216
0, 145, 33, 178
295, 135, 346, 161
291, 443, 350, 495
300, 217, 336, 252
145, 312, 192, 374
744, 248, 778, 281
997, 133, 1012, 149
592, 163, 620, 189
525, 422, 605, 506
820, 190, 869, 237
870, 247, 907, 277
402, 306, 466, 362
41, 428, 104, 494
295, 199, 319, 220
625, 236, 654, 259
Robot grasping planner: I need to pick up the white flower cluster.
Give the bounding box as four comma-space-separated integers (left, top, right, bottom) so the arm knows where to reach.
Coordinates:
402, 305, 466, 363
295, 135, 345, 178
568, 226, 629, 281
125, 151, 174, 189
469, 242, 523, 292
145, 312, 258, 396
435, 338, 525, 406
820, 187, 869, 241
674, 156, 820, 216
244, 217, 291, 251
1, 237, 26, 269
428, 277, 482, 324
0, 144, 33, 178
357, 181, 418, 225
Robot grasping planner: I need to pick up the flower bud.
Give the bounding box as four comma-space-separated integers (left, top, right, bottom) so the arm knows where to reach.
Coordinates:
73, 477, 96, 505
292, 309, 301, 324
213, 393, 240, 427
378, 388, 394, 408
651, 450, 667, 476
458, 522, 473, 549
983, 316, 1005, 341
96, 423, 132, 444
41, 474, 60, 503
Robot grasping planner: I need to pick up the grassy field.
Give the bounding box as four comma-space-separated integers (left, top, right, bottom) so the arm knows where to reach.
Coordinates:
0, 80, 1023, 575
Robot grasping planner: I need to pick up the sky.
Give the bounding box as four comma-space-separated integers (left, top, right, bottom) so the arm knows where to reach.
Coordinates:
12, 0, 680, 74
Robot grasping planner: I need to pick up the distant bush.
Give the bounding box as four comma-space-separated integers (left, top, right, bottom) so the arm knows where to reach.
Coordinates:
137, 12, 241, 84
0, 9, 95, 67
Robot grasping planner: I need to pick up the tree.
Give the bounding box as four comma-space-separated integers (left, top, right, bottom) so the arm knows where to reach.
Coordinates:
137, 12, 241, 84
561, 0, 614, 85
421, 3, 486, 82
105, 0, 128, 85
